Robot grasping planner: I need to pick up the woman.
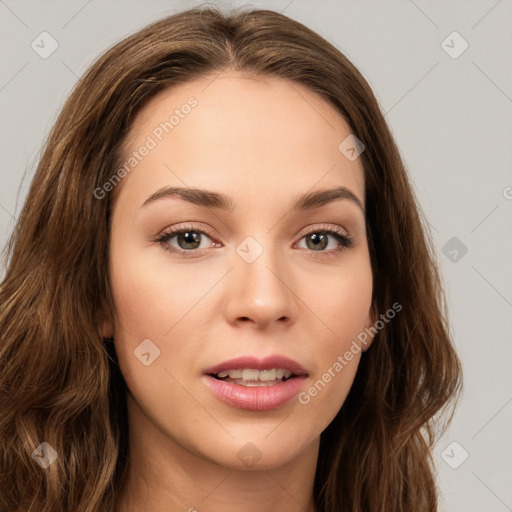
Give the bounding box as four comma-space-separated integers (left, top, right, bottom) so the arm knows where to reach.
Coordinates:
0, 6, 462, 512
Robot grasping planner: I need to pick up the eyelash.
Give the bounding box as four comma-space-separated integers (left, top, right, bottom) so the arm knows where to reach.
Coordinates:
155, 223, 355, 259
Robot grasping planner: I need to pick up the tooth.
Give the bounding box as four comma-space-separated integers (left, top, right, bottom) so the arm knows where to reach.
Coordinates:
259, 369, 277, 381
241, 369, 259, 380
217, 368, 294, 382
235, 378, 280, 387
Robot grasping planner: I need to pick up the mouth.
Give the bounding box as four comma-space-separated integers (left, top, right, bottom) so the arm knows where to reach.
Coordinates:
202, 355, 309, 410
208, 368, 301, 386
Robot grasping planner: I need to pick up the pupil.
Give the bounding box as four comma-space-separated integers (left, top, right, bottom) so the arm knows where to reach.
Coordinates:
308, 233, 327, 250
179, 231, 200, 249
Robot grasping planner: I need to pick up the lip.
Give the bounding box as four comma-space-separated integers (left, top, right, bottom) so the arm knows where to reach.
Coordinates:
202, 355, 308, 376
203, 374, 308, 411
202, 354, 309, 411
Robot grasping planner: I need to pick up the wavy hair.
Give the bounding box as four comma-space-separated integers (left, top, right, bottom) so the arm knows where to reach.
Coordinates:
0, 6, 462, 511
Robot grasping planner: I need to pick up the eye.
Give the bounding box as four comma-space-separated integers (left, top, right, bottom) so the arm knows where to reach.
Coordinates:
156, 224, 218, 257
296, 224, 354, 256
155, 223, 354, 258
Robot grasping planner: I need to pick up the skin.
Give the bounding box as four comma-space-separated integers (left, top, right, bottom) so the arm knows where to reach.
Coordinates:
101, 71, 376, 512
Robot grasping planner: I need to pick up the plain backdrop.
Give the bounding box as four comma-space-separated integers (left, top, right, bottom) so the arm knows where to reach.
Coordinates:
1, 1, 511, 510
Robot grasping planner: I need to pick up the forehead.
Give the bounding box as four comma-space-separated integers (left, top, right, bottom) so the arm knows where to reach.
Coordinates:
114, 71, 365, 211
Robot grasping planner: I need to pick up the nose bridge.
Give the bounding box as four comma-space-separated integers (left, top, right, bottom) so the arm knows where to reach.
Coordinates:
226, 233, 297, 325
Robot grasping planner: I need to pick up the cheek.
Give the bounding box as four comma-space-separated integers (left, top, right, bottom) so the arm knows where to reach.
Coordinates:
107, 234, 224, 390
306, 254, 373, 350
110, 261, 174, 337
109, 241, 210, 340
296, 256, 372, 419
107, 249, 203, 426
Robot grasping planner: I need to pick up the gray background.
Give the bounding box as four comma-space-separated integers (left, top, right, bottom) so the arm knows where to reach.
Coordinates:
1, 0, 511, 510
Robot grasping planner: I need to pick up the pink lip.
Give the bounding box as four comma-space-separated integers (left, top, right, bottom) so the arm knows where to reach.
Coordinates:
202, 354, 309, 411
203, 374, 308, 411
202, 355, 308, 376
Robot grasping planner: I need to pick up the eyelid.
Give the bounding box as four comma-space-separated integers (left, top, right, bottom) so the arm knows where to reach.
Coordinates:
157, 222, 217, 240
296, 222, 350, 238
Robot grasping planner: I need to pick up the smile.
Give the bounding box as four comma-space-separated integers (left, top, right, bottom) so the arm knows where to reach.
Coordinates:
202, 354, 309, 411
213, 368, 295, 386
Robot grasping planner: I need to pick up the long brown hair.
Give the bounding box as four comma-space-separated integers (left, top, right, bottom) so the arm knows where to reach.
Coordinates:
0, 6, 462, 511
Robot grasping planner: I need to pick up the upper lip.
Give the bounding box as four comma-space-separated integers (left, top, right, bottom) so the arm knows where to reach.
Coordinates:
203, 355, 308, 376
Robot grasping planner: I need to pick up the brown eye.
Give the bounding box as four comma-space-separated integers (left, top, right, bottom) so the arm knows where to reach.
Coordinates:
305, 232, 329, 251
173, 230, 203, 250
298, 229, 354, 253
156, 225, 217, 256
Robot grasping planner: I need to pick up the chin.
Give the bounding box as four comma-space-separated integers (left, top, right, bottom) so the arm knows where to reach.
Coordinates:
194, 431, 317, 472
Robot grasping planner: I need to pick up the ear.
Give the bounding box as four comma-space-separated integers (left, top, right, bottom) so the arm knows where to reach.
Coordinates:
361, 303, 378, 352
99, 311, 114, 340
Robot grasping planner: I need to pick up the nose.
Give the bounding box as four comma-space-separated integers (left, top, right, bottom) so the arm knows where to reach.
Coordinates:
224, 238, 298, 330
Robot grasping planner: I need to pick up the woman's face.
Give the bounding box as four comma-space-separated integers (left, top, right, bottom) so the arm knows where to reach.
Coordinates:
105, 71, 374, 470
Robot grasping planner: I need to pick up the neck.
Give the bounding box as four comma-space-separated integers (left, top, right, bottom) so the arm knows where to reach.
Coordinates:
116, 393, 319, 512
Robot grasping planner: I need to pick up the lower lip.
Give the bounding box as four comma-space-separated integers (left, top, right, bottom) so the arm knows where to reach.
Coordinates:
203, 375, 308, 411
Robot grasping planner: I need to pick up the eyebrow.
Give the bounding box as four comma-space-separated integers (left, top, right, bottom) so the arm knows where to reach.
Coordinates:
141, 185, 365, 214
